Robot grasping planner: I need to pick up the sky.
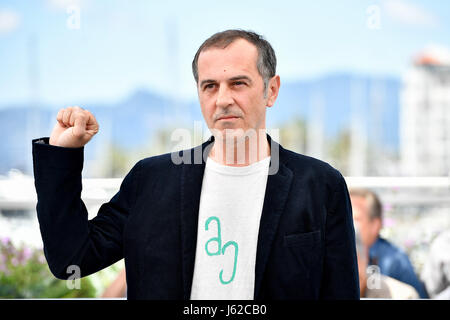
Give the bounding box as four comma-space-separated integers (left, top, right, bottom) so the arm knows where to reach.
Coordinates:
0, 0, 449, 107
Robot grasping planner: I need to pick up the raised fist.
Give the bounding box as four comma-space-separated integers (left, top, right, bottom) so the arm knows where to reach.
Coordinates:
49, 106, 99, 148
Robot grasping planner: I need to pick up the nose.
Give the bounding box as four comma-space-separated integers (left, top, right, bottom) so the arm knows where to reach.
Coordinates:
215, 85, 234, 109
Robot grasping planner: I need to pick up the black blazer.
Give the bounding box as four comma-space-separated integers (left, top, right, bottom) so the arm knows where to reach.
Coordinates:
32, 134, 359, 300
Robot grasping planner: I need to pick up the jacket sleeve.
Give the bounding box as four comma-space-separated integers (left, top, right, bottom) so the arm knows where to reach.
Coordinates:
32, 137, 141, 279
319, 170, 360, 299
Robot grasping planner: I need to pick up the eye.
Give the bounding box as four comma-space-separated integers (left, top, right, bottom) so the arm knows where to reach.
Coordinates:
233, 81, 245, 86
204, 83, 216, 91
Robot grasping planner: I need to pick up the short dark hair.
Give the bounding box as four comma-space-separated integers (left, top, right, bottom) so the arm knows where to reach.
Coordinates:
192, 29, 277, 92
349, 188, 383, 221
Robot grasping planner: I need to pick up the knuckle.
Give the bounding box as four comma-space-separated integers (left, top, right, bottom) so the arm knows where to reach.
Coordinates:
78, 112, 88, 119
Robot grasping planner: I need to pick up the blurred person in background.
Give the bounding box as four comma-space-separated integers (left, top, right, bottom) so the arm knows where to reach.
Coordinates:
421, 230, 450, 299
350, 188, 428, 298
355, 226, 419, 299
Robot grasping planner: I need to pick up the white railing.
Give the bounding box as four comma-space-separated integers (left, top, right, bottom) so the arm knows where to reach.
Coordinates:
1, 175, 450, 211
0, 175, 121, 211
345, 176, 450, 188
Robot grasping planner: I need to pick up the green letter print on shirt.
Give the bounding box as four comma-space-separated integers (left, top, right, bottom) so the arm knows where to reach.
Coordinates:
205, 216, 221, 256
219, 240, 238, 285
204, 216, 239, 285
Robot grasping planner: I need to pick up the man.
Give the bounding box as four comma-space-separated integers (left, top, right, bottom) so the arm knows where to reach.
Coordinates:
355, 227, 419, 299
349, 188, 428, 298
32, 29, 359, 299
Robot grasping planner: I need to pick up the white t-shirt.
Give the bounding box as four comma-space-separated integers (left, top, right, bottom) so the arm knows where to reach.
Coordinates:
190, 155, 271, 300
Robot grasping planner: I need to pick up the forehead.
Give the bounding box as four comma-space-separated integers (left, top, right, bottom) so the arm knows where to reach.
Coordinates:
197, 38, 259, 80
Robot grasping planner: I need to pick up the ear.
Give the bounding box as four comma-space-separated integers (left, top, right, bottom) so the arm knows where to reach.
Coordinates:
266, 75, 280, 108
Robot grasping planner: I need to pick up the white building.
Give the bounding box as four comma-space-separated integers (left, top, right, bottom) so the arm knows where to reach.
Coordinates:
400, 46, 450, 176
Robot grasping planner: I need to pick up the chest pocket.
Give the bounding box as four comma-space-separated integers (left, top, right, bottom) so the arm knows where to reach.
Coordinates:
282, 230, 322, 282
283, 230, 321, 248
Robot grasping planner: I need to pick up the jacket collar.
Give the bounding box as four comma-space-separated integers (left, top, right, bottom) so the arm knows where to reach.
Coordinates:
179, 133, 294, 299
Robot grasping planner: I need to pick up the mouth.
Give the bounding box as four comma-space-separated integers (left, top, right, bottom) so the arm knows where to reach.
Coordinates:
217, 116, 240, 121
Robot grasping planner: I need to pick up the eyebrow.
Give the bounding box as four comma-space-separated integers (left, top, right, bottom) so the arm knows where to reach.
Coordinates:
229, 75, 252, 83
199, 75, 253, 88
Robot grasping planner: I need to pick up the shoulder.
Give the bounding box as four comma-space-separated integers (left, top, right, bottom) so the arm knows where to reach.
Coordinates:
125, 150, 184, 183
138, 151, 177, 169
377, 238, 409, 260
374, 237, 396, 251
374, 238, 416, 275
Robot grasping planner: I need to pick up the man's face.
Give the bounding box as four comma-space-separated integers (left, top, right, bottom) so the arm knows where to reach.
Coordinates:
351, 196, 381, 248
196, 39, 278, 139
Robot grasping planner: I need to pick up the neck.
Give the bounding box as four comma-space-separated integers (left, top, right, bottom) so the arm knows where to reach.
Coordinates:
209, 132, 270, 166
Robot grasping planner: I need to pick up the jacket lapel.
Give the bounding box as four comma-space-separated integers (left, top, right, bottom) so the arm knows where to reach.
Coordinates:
253, 137, 293, 299
180, 136, 214, 299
